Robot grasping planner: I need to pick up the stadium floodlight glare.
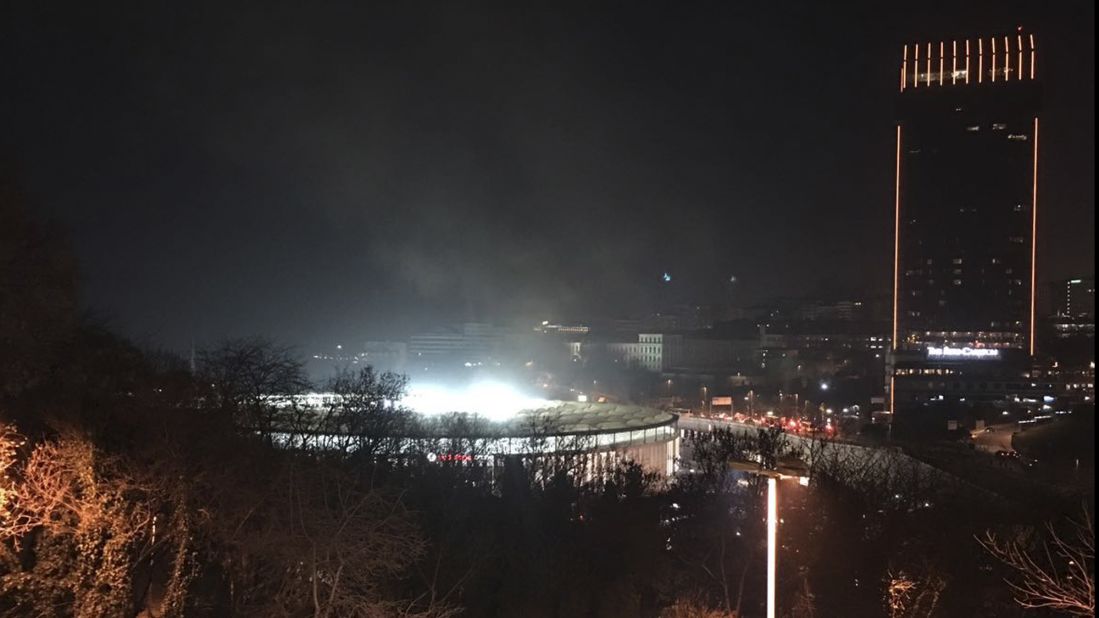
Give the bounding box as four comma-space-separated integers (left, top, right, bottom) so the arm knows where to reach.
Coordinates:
402, 381, 547, 422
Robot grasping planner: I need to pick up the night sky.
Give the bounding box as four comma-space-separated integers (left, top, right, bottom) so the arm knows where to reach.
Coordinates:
4, 1, 1093, 351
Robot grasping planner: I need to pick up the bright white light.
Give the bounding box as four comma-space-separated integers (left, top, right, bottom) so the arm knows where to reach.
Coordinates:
767, 477, 777, 618
577, 394, 588, 403
820, 382, 829, 391
402, 381, 547, 422
927, 346, 1000, 359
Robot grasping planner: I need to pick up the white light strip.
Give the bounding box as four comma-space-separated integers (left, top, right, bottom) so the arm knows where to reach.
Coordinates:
767, 477, 778, 618
927, 346, 1000, 358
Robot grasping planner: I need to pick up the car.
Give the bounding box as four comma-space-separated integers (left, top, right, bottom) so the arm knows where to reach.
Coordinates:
984, 427, 995, 432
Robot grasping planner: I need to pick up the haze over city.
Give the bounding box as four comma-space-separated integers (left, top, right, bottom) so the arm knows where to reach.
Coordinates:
6, 1, 1093, 351
1, 2, 1094, 617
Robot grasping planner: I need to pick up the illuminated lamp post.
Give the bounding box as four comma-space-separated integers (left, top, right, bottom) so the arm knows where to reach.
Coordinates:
729, 455, 810, 618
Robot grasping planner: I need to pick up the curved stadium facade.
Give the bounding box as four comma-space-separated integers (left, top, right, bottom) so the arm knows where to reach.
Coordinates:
273, 398, 680, 478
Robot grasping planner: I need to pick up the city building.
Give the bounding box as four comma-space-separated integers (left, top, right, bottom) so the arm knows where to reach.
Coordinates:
1044, 277, 1096, 370
1050, 277, 1095, 321
892, 30, 1040, 352
887, 30, 1047, 431
408, 322, 504, 369
605, 333, 684, 373
533, 321, 591, 336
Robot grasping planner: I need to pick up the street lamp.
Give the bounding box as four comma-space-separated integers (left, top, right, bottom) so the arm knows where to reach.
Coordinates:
729, 456, 809, 618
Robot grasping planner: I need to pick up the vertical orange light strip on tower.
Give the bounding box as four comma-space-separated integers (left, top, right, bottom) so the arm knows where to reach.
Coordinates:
901, 45, 908, 91
939, 41, 944, 84
978, 38, 984, 83
1029, 117, 1039, 356
1029, 34, 1036, 79
965, 39, 971, 84
892, 125, 902, 350
1017, 35, 1023, 80
991, 37, 997, 82
914, 43, 920, 88
925, 43, 932, 86
952, 41, 957, 84
1004, 36, 1010, 80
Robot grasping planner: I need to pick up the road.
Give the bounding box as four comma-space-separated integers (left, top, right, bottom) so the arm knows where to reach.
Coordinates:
969, 422, 1016, 453
676, 412, 1003, 501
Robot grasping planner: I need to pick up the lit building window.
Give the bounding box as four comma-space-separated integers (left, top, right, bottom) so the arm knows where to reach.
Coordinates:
992, 123, 1007, 130
966, 125, 981, 132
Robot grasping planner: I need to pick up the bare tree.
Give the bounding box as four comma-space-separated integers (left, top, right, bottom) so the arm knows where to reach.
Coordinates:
790, 567, 817, 618
978, 508, 1095, 616
322, 367, 411, 457
198, 337, 311, 438
883, 569, 945, 618
216, 459, 455, 618
659, 594, 736, 617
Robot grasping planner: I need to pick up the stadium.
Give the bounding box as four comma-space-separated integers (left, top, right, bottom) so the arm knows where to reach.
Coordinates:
280, 387, 681, 478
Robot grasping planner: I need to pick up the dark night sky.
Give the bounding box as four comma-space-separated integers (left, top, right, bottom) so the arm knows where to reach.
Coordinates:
4, 1, 1094, 351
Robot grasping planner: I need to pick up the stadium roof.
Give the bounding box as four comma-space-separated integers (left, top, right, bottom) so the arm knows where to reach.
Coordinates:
500, 401, 676, 437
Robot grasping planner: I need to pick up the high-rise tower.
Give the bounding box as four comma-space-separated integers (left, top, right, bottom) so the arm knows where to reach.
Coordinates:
892, 30, 1041, 355
887, 29, 1047, 426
